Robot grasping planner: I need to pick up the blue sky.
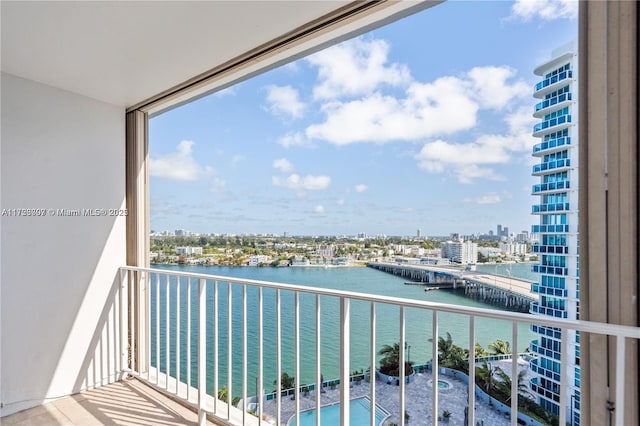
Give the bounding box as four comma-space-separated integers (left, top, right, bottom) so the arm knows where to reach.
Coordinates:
149, 0, 578, 237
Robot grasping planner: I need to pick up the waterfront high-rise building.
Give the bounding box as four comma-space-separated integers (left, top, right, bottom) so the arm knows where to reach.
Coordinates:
440, 239, 478, 265
529, 42, 580, 426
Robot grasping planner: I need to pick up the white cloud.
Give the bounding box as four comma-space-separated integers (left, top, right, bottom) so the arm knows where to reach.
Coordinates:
210, 177, 227, 193
231, 155, 246, 166
354, 184, 368, 193
475, 194, 502, 204
463, 194, 502, 204
149, 140, 213, 181
307, 38, 411, 100
265, 85, 306, 119
336, 199, 345, 206
272, 174, 331, 191
466, 66, 529, 109
305, 66, 527, 145
510, 0, 578, 21
313, 205, 325, 214
272, 158, 294, 172
278, 132, 313, 148
414, 107, 536, 183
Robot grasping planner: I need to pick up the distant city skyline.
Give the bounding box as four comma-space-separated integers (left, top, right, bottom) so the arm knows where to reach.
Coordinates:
149, 0, 577, 236
151, 223, 530, 240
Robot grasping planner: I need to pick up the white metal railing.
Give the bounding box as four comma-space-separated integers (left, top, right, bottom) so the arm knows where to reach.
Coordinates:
119, 266, 640, 426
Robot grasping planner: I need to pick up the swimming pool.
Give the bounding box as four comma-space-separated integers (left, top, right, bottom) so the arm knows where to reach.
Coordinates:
288, 397, 388, 426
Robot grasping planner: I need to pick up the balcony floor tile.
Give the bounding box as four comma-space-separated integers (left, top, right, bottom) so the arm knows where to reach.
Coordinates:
2, 378, 214, 426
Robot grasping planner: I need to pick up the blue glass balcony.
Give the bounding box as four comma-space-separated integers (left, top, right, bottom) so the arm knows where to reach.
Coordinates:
531, 224, 570, 233
532, 244, 569, 254
535, 70, 573, 92
534, 92, 572, 113
532, 181, 570, 194
532, 136, 571, 154
533, 114, 572, 133
531, 202, 570, 214
531, 283, 568, 297
530, 301, 568, 319
529, 353, 562, 378
532, 264, 569, 276
532, 158, 571, 174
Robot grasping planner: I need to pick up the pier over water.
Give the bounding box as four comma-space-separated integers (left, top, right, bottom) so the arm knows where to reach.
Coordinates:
367, 262, 535, 313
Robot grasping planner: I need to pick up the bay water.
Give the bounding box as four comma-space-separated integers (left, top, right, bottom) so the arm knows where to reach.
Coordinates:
150, 263, 536, 398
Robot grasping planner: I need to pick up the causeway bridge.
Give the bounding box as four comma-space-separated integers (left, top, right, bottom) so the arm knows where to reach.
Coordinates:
367, 262, 535, 312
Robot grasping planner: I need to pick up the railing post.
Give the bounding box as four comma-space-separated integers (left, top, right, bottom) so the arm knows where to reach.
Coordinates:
468, 315, 475, 426
340, 297, 350, 425
315, 294, 322, 426
370, 302, 376, 426
258, 287, 264, 426
559, 327, 568, 426
615, 336, 626, 426
432, 311, 438, 425
165, 274, 170, 391
294, 291, 300, 426
242, 285, 247, 425
276, 289, 282, 426
198, 278, 206, 426
399, 306, 406, 426
227, 282, 233, 422
511, 322, 518, 426
119, 268, 128, 377
213, 281, 218, 414
154, 274, 160, 385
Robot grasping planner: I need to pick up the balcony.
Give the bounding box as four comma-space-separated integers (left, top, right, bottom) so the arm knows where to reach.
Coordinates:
532, 181, 570, 195
533, 92, 572, 117
531, 202, 571, 214
532, 114, 572, 137
530, 302, 568, 319
531, 224, 570, 234
26, 265, 626, 426
532, 264, 569, 276
531, 283, 568, 298
532, 136, 571, 156
532, 244, 569, 254
534, 70, 574, 97
532, 158, 571, 175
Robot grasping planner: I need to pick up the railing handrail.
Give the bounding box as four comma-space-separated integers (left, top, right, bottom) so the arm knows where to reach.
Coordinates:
121, 266, 640, 339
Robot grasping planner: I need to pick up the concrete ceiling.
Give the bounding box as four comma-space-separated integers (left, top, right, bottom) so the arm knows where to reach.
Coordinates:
1, 1, 353, 108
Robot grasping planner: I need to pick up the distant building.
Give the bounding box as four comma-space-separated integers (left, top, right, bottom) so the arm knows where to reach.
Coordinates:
175, 246, 203, 255
478, 247, 502, 259
499, 242, 528, 256
440, 240, 477, 265
416, 229, 421, 239
248, 255, 272, 266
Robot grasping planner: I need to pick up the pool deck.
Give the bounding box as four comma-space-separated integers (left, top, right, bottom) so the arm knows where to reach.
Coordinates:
263, 359, 534, 425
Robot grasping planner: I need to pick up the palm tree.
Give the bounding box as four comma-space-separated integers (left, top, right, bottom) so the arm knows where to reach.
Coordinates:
474, 343, 490, 358
377, 343, 401, 366
475, 362, 498, 395
488, 339, 511, 355
378, 342, 413, 376
494, 367, 532, 404
428, 332, 469, 368
274, 372, 295, 391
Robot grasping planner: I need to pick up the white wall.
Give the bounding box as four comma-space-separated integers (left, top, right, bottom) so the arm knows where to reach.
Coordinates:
0, 73, 126, 416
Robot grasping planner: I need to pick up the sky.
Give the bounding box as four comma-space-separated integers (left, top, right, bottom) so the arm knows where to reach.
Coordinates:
149, 0, 578, 237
